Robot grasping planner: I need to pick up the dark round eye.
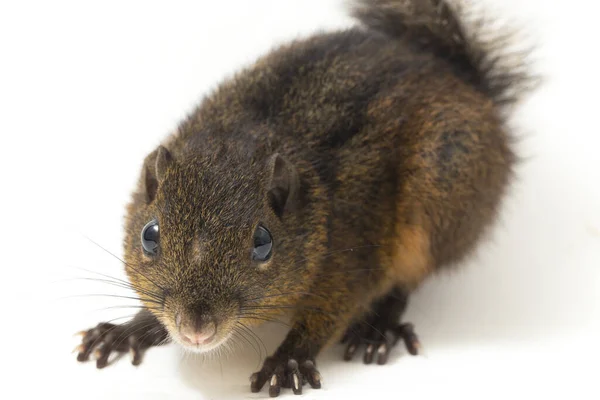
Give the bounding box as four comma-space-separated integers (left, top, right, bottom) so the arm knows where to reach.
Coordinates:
141, 219, 159, 256
252, 225, 272, 262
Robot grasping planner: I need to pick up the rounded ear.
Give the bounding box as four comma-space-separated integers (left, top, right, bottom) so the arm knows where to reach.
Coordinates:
267, 154, 300, 218
142, 145, 174, 203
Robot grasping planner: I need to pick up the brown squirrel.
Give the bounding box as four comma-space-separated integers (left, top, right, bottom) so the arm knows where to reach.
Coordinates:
75, 0, 534, 396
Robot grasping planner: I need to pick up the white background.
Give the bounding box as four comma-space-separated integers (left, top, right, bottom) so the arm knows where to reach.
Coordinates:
1, 0, 599, 399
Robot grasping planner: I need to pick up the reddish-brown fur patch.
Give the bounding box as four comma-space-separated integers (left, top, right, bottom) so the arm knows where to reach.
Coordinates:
389, 223, 433, 288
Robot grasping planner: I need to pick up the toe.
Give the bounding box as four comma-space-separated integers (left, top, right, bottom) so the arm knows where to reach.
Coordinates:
376, 342, 390, 365
76, 349, 90, 362
291, 371, 302, 395
300, 360, 322, 389
251, 357, 277, 393
344, 336, 361, 361
395, 323, 420, 356
286, 359, 302, 395
268, 373, 282, 397
250, 371, 268, 393
77, 332, 101, 362
363, 343, 376, 364
250, 372, 263, 393
95, 343, 113, 369
128, 336, 143, 366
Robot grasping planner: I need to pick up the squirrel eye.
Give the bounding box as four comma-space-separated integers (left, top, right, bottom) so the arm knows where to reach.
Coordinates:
252, 225, 272, 262
141, 219, 159, 256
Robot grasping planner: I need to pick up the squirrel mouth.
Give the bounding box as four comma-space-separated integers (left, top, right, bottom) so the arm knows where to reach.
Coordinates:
167, 312, 234, 354
174, 331, 231, 353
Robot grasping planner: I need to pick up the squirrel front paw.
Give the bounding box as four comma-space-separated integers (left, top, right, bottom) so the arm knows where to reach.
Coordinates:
341, 320, 420, 365
250, 356, 322, 397
74, 321, 165, 368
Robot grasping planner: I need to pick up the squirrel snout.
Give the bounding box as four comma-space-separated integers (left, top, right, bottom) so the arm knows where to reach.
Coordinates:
177, 313, 217, 346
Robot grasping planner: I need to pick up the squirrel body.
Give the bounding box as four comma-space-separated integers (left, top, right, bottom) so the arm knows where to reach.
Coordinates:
76, 1, 532, 395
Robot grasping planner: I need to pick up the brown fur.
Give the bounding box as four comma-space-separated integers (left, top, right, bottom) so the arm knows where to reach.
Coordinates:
79, 0, 535, 394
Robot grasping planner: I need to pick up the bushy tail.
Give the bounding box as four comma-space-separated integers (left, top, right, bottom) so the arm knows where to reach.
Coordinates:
350, 0, 538, 105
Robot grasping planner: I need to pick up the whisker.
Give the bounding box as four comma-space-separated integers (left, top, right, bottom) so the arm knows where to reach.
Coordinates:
112, 320, 160, 351
232, 325, 261, 361
66, 267, 166, 297
66, 266, 132, 286
241, 304, 327, 314
237, 321, 268, 365
91, 314, 139, 326
237, 314, 292, 328
59, 293, 163, 305
137, 325, 167, 346
93, 305, 162, 313
65, 276, 165, 302
241, 291, 327, 303
314, 267, 387, 277
81, 235, 166, 291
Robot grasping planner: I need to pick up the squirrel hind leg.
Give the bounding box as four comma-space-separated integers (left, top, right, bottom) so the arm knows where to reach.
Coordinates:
340, 287, 420, 365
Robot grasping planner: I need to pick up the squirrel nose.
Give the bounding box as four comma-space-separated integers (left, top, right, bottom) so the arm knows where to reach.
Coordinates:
178, 316, 217, 345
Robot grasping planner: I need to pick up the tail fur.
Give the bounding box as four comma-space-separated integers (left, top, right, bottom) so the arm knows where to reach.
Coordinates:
350, 0, 538, 105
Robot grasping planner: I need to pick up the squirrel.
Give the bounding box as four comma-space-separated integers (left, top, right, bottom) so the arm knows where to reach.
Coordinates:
74, 0, 534, 396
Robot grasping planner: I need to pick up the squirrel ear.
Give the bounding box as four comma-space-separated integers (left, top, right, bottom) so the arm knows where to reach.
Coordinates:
267, 154, 300, 218
142, 145, 174, 203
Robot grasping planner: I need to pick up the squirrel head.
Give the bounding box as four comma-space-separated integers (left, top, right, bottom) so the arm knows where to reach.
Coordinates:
122, 145, 305, 352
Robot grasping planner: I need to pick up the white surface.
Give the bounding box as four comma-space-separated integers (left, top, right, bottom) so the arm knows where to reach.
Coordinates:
1, 0, 599, 399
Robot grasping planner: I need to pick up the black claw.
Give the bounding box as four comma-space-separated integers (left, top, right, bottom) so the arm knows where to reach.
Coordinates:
95, 344, 112, 369
76, 351, 88, 362
394, 323, 420, 355
131, 353, 142, 366
286, 360, 302, 394
291, 372, 302, 395
376, 342, 390, 365
76, 328, 100, 362
344, 341, 359, 361
310, 373, 322, 389
252, 369, 272, 393
128, 336, 142, 365
300, 360, 321, 389
268, 375, 280, 397
406, 339, 420, 355
363, 343, 375, 364
250, 372, 265, 393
